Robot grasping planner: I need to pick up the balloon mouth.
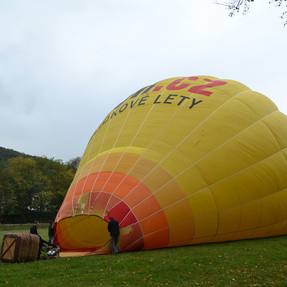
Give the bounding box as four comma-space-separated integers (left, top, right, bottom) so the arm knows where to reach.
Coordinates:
55, 166, 172, 253
55, 214, 110, 252
55, 194, 145, 254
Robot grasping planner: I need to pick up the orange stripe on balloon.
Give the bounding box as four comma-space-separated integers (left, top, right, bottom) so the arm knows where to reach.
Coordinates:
56, 171, 170, 250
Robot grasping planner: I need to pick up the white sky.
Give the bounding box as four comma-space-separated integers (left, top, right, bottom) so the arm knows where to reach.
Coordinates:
0, 0, 286, 161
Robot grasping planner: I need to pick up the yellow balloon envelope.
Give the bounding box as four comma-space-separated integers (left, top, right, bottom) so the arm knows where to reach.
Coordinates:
55, 76, 287, 255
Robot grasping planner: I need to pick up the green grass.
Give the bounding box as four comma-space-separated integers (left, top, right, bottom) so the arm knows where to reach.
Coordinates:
1, 225, 287, 287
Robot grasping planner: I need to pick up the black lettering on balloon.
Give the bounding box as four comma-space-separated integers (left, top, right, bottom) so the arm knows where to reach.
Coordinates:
164, 94, 177, 104
119, 103, 128, 113
189, 98, 203, 109
97, 92, 204, 131
138, 95, 149, 106
110, 110, 118, 118
177, 95, 190, 106
98, 114, 110, 129
153, 95, 162, 104
114, 98, 128, 110
130, 99, 139, 108
103, 114, 110, 123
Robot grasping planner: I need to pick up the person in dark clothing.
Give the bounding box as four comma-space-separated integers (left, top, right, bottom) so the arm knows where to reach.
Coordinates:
30, 225, 38, 235
30, 224, 49, 258
48, 222, 55, 245
107, 218, 120, 254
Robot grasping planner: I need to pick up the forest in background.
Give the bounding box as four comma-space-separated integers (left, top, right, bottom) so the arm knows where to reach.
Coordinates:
0, 147, 79, 223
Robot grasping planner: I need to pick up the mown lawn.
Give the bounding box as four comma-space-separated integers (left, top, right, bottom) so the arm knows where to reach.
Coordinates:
1, 225, 287, 287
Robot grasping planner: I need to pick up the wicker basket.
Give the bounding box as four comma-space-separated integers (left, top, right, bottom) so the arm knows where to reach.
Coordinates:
1, 232, 40, 263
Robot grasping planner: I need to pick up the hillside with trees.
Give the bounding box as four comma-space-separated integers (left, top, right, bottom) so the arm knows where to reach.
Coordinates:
0, 147, 28, 167
0, 147, 78, 223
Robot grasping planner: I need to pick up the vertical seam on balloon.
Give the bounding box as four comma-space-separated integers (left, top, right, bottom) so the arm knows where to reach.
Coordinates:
121, 107, 278, 221
80, 89, 249, 235
118, 110, 283, 242
215, 98, 279, 238
99, 77, 197, 216
93, 92, 158, 211
193, 208, 287, 241
94, 77, 232, 216
110, 81, 236, 209
237, 119, 287, 234
86, 101, 137, 213
193, 165, 220, 238
132, 193, 287, 249
248, 117, 282, 235
76, 97, 140, 216
69, 111, 114, 217
126, 213, 287, 251
70, 100, 129, 217
235, 93, 278, 118
69, 119, 112, 216
123, 226, 169, 251
58, 191, 138, 223
117, 88, 253, 225
100, 95, 160, 215
102, 106, 183, 214
124, 188, 287, 251
78, 76, 233, 172
261, 120, 282, 150
98, 90, 170, 240
124, 146, 287, 237
225, 184, 287, 224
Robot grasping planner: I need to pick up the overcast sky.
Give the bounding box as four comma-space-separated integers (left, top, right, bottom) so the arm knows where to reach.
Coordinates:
0, 0, 286, 161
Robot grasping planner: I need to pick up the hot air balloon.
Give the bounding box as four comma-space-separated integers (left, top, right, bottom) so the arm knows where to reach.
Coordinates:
54, 76, 287, 255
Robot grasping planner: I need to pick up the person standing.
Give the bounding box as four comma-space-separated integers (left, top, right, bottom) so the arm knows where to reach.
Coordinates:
48, 222, 55, 245
30, 224, 48, 259
107, 218, 120, 254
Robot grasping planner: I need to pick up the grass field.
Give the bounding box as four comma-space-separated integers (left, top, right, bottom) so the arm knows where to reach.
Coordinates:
1, 225, 287, 287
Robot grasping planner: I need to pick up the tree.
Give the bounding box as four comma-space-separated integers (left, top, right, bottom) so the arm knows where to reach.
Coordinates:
67, 157, 81, 171
217, 0, 287, 25
5, 157, 49, 215
36, 157, 75, 214
0, 168, 17, 217
0, 156, 75, 223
